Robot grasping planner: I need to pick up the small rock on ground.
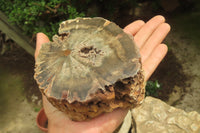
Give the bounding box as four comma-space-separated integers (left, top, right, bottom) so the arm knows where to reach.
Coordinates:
131, 96, 200, 133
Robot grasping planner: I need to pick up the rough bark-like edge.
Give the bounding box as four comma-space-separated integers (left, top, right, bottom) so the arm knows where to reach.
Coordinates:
41, 69, 145, 121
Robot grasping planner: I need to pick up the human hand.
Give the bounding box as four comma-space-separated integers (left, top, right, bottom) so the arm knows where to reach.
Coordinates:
35, 15, 170, 133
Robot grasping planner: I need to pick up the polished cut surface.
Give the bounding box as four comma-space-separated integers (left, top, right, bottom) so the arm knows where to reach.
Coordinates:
34, 17, 145, 121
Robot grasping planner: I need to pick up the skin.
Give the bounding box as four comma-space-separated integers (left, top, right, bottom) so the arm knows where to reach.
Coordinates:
35, 15, 171, 133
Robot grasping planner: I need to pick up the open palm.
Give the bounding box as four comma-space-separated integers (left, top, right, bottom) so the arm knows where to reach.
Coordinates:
35, 15, 170, 133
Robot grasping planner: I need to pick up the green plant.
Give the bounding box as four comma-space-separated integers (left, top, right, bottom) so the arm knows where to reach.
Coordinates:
0, 0, 142, 39
0, 0, 85, 38
145, 80, 162, 97
34, 107, 40, 112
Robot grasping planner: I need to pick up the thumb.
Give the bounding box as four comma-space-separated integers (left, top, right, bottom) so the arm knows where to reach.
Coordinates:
35, 32, 50, 59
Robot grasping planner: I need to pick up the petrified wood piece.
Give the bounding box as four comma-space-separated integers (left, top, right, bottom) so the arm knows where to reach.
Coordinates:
34, 17, 145, 121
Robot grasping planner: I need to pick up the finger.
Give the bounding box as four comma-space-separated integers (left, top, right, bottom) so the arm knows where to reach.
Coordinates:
142, 44, 168, 81
123, 20, 145, 36
42, 94, 58, 115
140, 23, 171, 62
67, 108, 128, 133
134, 15, 165, 49
94, 109, 128, 133
35, 32, 50, 59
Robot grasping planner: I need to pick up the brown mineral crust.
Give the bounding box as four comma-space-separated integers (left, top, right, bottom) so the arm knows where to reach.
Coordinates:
42, 70, 145, 121
35, 17, 146, 121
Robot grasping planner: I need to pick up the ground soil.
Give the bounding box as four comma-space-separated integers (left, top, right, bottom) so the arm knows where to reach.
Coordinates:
0, 41, 42, 133
0, 42, 41, 104
150, 50, 188, 101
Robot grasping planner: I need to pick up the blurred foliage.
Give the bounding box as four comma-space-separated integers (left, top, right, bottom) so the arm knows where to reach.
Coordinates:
0, 0, 85, 38
146, 80, 162, 97
34, 107, 40, 112
0, 0, 199, 39
0, 0, 139, 38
